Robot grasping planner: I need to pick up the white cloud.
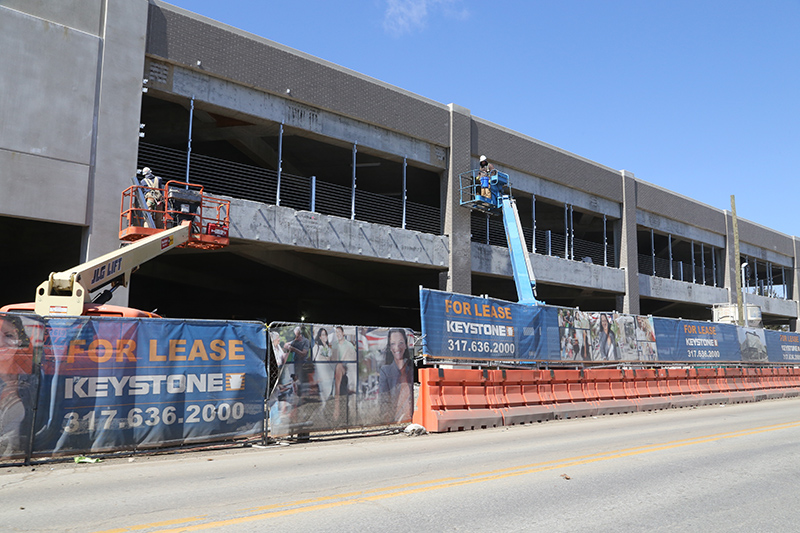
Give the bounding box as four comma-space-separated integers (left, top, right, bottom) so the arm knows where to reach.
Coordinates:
383, 0, 470, 37
384, 0, 429, 36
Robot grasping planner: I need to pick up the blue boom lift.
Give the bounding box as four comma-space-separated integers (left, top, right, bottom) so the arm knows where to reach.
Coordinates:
459, 167, 544, 306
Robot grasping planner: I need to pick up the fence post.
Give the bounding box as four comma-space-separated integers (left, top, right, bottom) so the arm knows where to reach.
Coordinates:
651, 228, 655, 276
402, 157, 407, 230
532, 195, 536, 254
186, 95, 194, 184
547, 230, 552, 256
668, 234, 673, 279
713, 246, 717, 287
351, 142, 357, 220
311, 176, 316, 212
276, 122, 284, 206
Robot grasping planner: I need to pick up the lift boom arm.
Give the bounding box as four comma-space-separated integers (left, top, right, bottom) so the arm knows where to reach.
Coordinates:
34, 223, 190, 316
499, 195, 542, 305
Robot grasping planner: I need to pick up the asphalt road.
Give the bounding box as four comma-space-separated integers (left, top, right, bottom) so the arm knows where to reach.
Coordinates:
2, 398, 800, 532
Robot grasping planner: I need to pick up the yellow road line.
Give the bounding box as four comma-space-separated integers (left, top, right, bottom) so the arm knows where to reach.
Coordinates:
94, 420, 800, 533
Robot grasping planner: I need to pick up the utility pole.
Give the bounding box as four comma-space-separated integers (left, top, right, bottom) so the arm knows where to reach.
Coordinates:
731, 195, 744, 326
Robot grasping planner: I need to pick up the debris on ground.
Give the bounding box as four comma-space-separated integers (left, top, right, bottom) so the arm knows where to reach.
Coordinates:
74, 456, 102, 464
404, 423, 428, 436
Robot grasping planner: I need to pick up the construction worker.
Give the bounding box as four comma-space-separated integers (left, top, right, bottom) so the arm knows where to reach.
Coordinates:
477, 155, 495, 199
140, 167, 164, 228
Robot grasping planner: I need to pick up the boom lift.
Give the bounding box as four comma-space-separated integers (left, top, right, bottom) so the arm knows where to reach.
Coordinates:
2, 179, 230, 317
459, 168, 543, 306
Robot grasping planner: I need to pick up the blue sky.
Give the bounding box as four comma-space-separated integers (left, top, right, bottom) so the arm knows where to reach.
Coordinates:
167, 0, 799, 237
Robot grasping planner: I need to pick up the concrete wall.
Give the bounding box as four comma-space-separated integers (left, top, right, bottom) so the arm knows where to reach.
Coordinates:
0, 4, 99, 224
0, 0, 149, 306
0, 0, 105, 35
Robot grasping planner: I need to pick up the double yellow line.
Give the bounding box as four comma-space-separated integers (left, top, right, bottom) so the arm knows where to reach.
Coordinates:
97, 420, 800, 532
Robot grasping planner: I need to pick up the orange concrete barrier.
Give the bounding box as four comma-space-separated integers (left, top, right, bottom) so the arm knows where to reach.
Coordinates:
686, 368, 702, 395
589, 368, 613, 402
536, 369, 556, 408
660, 368, 693, 407
632, 369, 670, 411
727, 368, 755, 403
653, 368, 671, 398
760, 368, 787, 400
585, 369, 636, 415
716, 367, 735, 395
484, 369, 508, 418
694, 368, 727, 405
413, 365, 800, 433
622, 369, 639, 402
461, 369, 503, 430
781, 368, 800, 397
412, 368, 503, 432
525, 370, 557, 422
499, 370, 554, 424
580, 368, 600, 405
550, 369, 595, 419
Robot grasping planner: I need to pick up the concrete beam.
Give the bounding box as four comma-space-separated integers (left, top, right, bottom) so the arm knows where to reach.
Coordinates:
637, 210, 725, 248
160, 63, 446, 170
638, 274, 729, 306
471, 243, 626, 294
507, 168, 620, 219
228, 197, 449, 269
742, 292, 797, 319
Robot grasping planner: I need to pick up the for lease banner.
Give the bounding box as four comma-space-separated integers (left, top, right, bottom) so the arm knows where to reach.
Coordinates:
32, 318, 267, 455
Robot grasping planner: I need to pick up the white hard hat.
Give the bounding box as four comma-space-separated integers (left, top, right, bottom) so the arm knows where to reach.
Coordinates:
479, 155, 487, 162
142, 167, 152, 175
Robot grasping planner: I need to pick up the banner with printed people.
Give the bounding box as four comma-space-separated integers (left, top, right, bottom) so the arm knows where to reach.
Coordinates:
267, 323, 417, 437
557, 309, 658, 362
0, 313, 43, 462
419, 288, 800, 365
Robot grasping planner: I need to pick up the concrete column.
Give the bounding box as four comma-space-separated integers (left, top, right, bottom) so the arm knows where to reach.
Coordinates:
83, 0, 150, 306
443, 104, 472, 295
723, 210, 739, 306
617, 170, 639, 314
